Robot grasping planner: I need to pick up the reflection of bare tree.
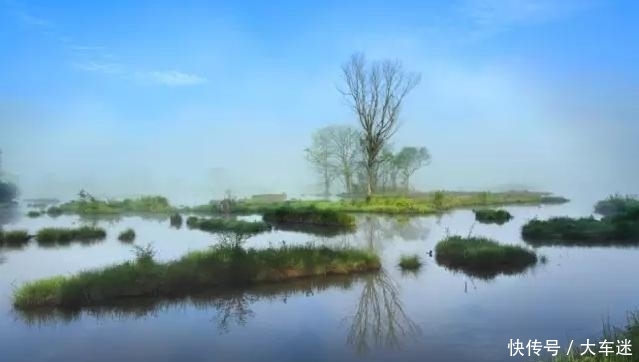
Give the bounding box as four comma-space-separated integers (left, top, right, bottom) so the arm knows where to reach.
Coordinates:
210, 294, 257, 333
389, 216, 431, 241
355, 215, 431, 251
345, 269, 421, 354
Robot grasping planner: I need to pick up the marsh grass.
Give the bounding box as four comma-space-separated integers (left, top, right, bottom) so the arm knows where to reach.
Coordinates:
594, 194, 639, 217
117, 228, 136, 243
473, 209, 513, 225
1, 229, 30, 248
46, 206, 63, 216
59, 195, 175, 215
435, 236, 537, 279
522, 207, 639, 246
398, 254, 422, 271
187, 191, 559, 216
27, 210, 42, 218
550, 312, 638, 361
13, 243, 381, 309
35, 227, 107, 247
186, 216, 270, 234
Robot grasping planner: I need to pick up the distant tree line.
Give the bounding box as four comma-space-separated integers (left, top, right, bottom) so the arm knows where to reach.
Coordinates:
0, 149, 19, 203
305, 53, 427, 197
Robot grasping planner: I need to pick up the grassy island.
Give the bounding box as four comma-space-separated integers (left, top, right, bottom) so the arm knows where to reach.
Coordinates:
398, 254, 422, 271
522, 206, 639, 246
58, 195, 175, 215
186, 216, 271, 234
594, 194, 639, 217
35, 227, 107, 247
262, 206, 356, 236
473, 209, 513, 225
435, 236, 538, 279
13, 244, 380, 309
187, 191, 566, 216
117, 228, 136, 243
0, 229, 31, 248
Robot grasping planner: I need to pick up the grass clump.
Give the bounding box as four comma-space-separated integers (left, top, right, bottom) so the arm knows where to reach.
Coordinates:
473, 209, 513, 225
186, 216, 270, 234
169, 213, 183, 228
117, 228, 136, 243
262, 206, 356, 235
398, 254, 422, 271
435, 236, 537, 279
1, 229, 31, 248
594, 194, 639, 217
46, 206, 63, 216
35, 226, 107, 247
550, 311, 638, 362
12, 243, 380, 309
27, 210, 42, 218
522, 207, 639, 246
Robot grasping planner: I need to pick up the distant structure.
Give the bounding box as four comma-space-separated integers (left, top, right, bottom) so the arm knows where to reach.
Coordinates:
250, 193, 287, 203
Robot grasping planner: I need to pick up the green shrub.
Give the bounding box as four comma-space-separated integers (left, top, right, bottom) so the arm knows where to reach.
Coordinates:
398, 254, 422, 271
473, 209, 513, 225
117, 228, 136, 243
435, 236, 537, 279
594, 194, 639, 217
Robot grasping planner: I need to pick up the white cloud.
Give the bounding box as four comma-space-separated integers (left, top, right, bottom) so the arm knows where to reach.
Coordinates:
73, 61, 125, 75
143, 70, 207, 86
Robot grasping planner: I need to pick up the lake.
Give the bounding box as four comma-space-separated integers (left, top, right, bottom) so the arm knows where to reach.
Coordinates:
0, 197, 636, 362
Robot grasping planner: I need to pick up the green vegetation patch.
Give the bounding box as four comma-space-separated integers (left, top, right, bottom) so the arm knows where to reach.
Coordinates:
117, 228, 136, 243
435, 236, 537, 279
522, 207, 639, 246
35, 227, 107, 247
594, 194, 639, 217
473, 209, 513, 225
58, 195, 175, 215
1, 229, 31, 248
169, 213, 183, 228
550, 311, 638, 361
262, 205, 356, 229
27, 210, 42, 218
398, 254, 422, 271
13, 244, 381, 309
186, 216, 271, 234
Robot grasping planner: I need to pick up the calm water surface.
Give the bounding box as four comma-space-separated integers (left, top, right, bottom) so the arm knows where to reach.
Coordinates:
0, 198, 637, 362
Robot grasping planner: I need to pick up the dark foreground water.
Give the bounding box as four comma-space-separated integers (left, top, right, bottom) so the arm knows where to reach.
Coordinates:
0, 197, 637, 362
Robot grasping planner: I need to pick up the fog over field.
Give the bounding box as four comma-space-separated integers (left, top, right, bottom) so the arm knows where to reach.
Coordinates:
1, 0, 637, 204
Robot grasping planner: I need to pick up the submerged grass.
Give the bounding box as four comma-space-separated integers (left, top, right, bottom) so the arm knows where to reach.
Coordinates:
35, 227, 107, 247
12, 243, 381, 309
186, 216, 270, 234
435, 236, 537, 279
473, 209, 513, 225
117, 228, 136, 243
522, 206, 639, 246
398, 254, 422, 271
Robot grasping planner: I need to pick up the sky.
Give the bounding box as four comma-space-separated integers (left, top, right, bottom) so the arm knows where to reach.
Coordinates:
0, 0, 637, 204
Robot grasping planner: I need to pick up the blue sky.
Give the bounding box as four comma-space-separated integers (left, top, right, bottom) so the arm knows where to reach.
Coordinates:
0, 0, 638, 202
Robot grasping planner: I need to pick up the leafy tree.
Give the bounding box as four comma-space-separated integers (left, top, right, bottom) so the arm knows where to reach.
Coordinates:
340, 53, 421, 200
394, 147, 431, 191
305, 127, 337, 196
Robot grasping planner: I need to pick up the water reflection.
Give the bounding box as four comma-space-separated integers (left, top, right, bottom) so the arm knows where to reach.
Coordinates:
0, 204, 19, 226
344, 269, 421, 354
14, 270, 420, 355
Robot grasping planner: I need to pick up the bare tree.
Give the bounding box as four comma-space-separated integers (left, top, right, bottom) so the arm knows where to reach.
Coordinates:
394, 147, 431, 191
327, 125, 361, 195
340, 53, 421, 200
305, 127, 337, 196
